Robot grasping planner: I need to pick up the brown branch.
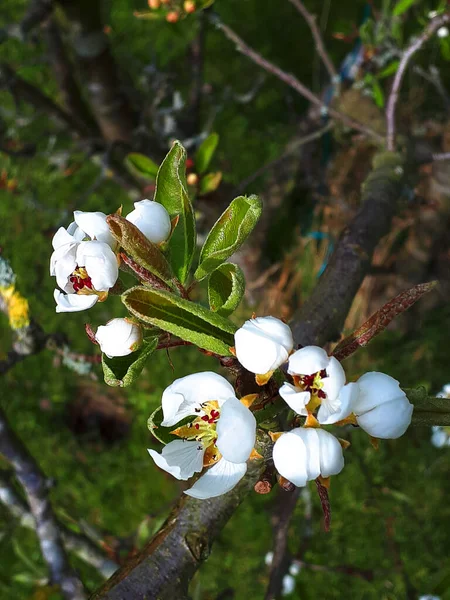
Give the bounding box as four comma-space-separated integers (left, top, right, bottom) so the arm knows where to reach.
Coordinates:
0, 408, 86, 600
213, 16, 383, 143
287, 0, 338, 84
0, 472, 118, 579
386, 12, 450, 151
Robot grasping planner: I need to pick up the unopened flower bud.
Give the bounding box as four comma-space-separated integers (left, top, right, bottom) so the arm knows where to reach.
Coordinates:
125, 199, 171, 245
166, 11, 179, 23
184, 1, 196, 13
95, 318, 143, 358
148, 0, 160, 8
187, 173, 199, 186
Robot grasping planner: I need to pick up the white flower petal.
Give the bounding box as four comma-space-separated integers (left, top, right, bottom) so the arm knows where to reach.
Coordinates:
287, 346, 329, 376
302, 428, 321, 481
356, 396, 413, 439
279, 383, 310, 416
50, 243, 77, 290
74, 210, 115, 248
321, 356, 346, 402
216, 397, 256, 463
76, 241, 118, 291
273, 431, 309, 487
52, 227, 77, 250
161, 372, 236, 427
318, 382, 359, 425
431, 427, 449, 448
148, 440, 205, 480
66, 221, 86, 241
95, 318, 142, 358
234, 316, 293, 374
315, 429, 345, 477
126, 199, 172, 244
353, 371, 403, 413
184, 458, 247, 499
54, 289, 98, 313
282, 574, 296, 596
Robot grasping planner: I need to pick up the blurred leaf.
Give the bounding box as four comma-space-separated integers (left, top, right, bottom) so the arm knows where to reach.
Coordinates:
371, 79, 385, 108
122, 286, 236, 355
377, 60, 399, 79
199, 171, 222, 196
102, 337, 158, 387
208, 263, 245, 317
154, 141, 196, 284
407, 386, 450, 426
333, 282, 438, 361
392, 0, 417, 17
195, 133, 219, 174
195, 195, 262, 280
107, 214, 175, 287
125, 153, 159, 181
440, 37, 450, 61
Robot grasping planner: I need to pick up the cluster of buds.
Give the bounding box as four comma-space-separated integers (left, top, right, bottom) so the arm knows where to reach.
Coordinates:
148, 316, 414, 499
145, 0, 196, 23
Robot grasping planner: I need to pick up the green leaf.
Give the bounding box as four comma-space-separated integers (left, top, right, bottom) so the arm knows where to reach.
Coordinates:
195, 133, 219, 174
102, 338, 158, 387
154, 141, 196, 284
199, 171, 222, 196
392, 0, 417, 17
377, 60, 399, 79
147, 406, 193, 445
371, 79, 385, 108
125, 152, 159, 181
208, 263, 245, 317
122, 286, 236, 355
107, 214, 175, 288
195, 194, 262, 280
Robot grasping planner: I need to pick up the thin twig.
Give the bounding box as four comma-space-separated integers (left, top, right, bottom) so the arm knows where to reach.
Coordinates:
0, 408, 86, 599
432, 152, 450, 161
212, 16, 383, 143
0, 472, 118, 579
386, 12, 450, 151
287, 0, 338, 84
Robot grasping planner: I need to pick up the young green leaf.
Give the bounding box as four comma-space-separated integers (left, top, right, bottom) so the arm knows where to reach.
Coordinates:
208, 263, 245, 317
154, 141, 196, 284
125, 153, 159, 181
199, 171, 222, 196
102, 337, 158, 387
107, 214, 175, 288
195, 195, 262, 280
147, 406, 193, 445
122, 286, 236, 355
195, 133, 219, 174
392, 0, 417, 17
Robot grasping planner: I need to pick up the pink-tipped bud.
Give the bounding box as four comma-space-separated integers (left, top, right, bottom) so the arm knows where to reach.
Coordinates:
148, 0, 160, 8
187, 173, 198, 186
184, 1, 196, 13
166, 11, 179, 22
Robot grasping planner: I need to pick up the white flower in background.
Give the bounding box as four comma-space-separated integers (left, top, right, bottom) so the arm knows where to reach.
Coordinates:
95, 318, 143, 358
437, 384, 450, 399
282, 574, 296, 596
148, 372, 257, 499
126, 199, 172, 244
352, 372, 413, 439
272, 427, 344, 487
279, 346, 355, 424
419, 596, 441, 600
264, 551, 274, 566
289, 562, 301, 576
431, 426, 450, 448
437, 26, 449, 38
50, 211, 119, 312
234, 316, 294, 379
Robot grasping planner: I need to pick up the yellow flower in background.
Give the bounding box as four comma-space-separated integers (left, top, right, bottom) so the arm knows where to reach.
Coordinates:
0, 284, 30, 330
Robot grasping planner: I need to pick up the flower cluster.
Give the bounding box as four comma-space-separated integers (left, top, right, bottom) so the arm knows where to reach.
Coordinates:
148, 316, 414, 499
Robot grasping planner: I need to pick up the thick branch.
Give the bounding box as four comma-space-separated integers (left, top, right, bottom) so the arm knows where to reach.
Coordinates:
213, 17, 383, 143
287, 0, 338, 83
0, 408, 86, 600
0, 472, 118, 579
386, 12, 450, 151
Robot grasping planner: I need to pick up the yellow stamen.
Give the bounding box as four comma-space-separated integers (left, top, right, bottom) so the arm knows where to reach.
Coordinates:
249, 448, 263, 460
304, 413, 320, 428
255, 371, 274, 386
269, 431, 283, 442
333, 413, 358, 427
240, 393, 259, 408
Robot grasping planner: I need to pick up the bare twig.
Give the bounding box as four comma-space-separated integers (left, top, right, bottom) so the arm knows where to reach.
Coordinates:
0, 408, 86, 600
213, 17, 383, 143
433, 152, 450, 161
287, 0, 338, 84
0, 472, 118, 579
386, 12, 450, 151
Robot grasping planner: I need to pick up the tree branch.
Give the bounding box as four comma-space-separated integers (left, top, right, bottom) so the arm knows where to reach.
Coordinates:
212, 16, 383, 143
0, 408, 86, 600
386, 12, 450, 151
287, 0, 338, 84
0, 472, 118, 580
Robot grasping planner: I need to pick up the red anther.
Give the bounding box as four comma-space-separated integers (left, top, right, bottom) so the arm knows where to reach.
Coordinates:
194, 423, 200, 430
201, 415, 209, 422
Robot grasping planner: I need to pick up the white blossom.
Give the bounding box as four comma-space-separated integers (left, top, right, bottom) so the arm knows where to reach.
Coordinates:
126, 199, 171, 244
234, 316, 293, 375
272, 427, 344, 487
148, 372, 257, 499
352, 372, 413, 439
279, 346, 353, 424
95, 318, 143, 358
431, 426, 450, 448
282, 574, 296, 596
50, 212, 119, 313
437, 26, 449, 38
